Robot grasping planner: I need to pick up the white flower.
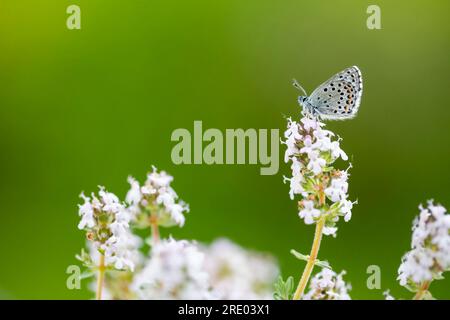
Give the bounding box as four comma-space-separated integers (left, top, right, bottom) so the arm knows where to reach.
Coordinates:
202, 238, 279, 300
311, 129, 332, 152
398, 248, 434, 286
306, 150, 326, 175
383, 290, 395, 300
282, 115, 356, 236
132, 239, 211, 299
102, 230, 140, 272
330, 140, 348, 161
301, 116, 321, 131
340, 199, 354, 222
78, 193, 95, 229
125, 176, 141, 205
303, 269, 351, 300
283, 118, 302, 163
98, 187, 122, 213
299, 200, 321, 225
397, 200, 450, 289
324, 172, 349, 203
146, 166, 173, 188
283, 159, 305, 200
126, 166, 189, 227
323, 226, 338, 237
168, 202, 188, 226
77, 186, 137, 272
299, 135, 314, 154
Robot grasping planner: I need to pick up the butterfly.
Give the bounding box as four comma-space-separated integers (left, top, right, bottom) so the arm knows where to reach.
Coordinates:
293, 66, 363, 120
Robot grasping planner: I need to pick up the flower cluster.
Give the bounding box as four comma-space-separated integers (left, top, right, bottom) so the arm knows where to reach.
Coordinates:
76, 166, 281, 300
303, 269, 351, 300
77, 187, 138, 271
202, 238, 279, 299
76, 166, 194, 300
283, 115, 356, 237
129, 237, 279, 300
131, 239, 211, 299
126, 166, 189, 228
397, 200, 450, 292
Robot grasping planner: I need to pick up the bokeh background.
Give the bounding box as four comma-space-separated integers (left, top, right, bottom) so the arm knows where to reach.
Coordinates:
0, 0, 449, 299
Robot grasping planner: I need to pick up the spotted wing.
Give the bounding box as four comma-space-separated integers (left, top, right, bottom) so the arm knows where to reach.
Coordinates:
307, 66, 363, 120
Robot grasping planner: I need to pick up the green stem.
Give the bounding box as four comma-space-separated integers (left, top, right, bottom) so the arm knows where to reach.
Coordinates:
292, 216, 325, 300
95, 254, 105, 300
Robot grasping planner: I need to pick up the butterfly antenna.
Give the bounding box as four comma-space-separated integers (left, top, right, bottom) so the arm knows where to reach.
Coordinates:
292, 79, 308, 96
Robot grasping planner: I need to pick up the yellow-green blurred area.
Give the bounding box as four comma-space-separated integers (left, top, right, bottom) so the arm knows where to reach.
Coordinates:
0, 0, 449, 299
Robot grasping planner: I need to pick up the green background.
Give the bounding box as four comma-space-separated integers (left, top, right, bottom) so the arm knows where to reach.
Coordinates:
0, 0, 449, 299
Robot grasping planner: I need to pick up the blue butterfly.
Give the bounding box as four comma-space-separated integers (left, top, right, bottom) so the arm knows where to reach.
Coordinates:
294, 66, 363, 120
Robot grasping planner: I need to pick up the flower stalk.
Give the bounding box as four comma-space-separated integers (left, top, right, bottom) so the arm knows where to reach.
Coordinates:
283, 115, 355, 300
76, 166, 279, 300
150, 215, 160, 244
293, 216, 325, 300
96, 254, 106, 300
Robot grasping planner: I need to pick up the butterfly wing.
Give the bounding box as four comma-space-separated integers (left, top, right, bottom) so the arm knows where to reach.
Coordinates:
307, 66, 363, 120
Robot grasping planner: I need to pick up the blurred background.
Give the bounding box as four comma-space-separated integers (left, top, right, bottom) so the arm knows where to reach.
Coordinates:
0, 0, 449, 299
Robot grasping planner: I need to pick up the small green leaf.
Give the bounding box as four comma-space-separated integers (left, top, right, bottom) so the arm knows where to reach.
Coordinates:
80, 271, 95, 280
290, 250, 309, 262
273, 276, 294, 300
290, 249, 332, 269
422, 291, 435, 300
75, 248, 96, 268
403, 279, 420, 293
330, 201, 341, 211
433, 272, 445, 280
